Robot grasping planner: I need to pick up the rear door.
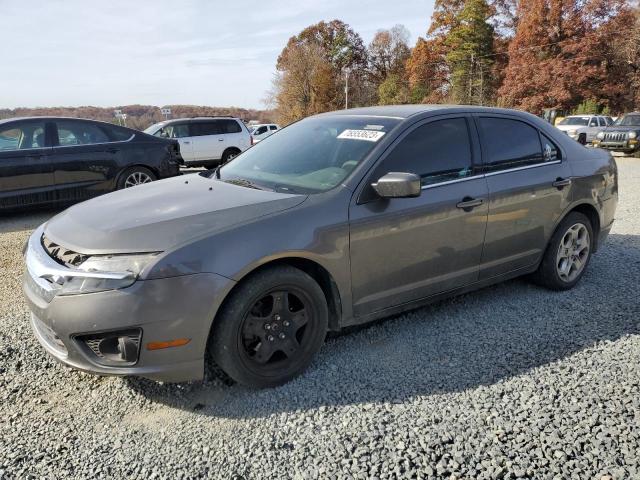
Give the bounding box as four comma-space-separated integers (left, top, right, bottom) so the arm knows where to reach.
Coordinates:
220, 119, 248, 151
51, 119, 120, 202
191, 121, 224, 161
349, 116, 489, 316
475, 115, 572, 279
0, 119, 54, 209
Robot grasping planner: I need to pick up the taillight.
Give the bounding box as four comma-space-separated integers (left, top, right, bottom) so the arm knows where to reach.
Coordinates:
251, 136, 255, 146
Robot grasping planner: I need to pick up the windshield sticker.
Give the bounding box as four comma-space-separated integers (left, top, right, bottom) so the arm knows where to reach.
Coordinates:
337, 129, 386, 142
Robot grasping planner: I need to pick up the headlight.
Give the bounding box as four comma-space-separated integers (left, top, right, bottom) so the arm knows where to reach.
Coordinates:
629, 131, 637, 139
58, 253, 160, 296
597, 131, 605, 139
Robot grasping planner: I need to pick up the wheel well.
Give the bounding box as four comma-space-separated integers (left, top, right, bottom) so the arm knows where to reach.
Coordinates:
568, 203, 601, 250
229, 258, 343, 331
223, 147, 241, 156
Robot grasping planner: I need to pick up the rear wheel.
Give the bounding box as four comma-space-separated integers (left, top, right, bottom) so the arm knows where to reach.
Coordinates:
531, 212, 593, 290
210, 266, 328, 388
117, 166, 156, 189
221, 148, 240, 165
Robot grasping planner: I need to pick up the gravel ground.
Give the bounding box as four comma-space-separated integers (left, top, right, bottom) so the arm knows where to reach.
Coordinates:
1, 159, 639, 480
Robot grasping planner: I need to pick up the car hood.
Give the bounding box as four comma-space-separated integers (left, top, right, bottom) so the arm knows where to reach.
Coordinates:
44, 174, 307, 254
555, 124, 584, 132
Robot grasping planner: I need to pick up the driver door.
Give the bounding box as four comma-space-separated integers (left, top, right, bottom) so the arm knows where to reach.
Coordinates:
348, 116, 489, 316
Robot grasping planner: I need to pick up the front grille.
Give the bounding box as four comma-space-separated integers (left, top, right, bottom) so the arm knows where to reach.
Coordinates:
603, 132, 627, 142
41, 235, 89, 267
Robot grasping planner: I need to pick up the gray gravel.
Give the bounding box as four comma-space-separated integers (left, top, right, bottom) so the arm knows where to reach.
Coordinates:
1, 159, 639, 480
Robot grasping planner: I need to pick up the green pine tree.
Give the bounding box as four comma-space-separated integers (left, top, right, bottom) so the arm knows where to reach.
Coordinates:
445, 0, 495, 105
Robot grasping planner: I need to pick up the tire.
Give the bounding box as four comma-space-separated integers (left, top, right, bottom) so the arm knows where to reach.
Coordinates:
221, 148, 240, 165
210, 265, 328, 388
578, 133, 587, 145
531, 212, 594, 290
117, 166, 156, 190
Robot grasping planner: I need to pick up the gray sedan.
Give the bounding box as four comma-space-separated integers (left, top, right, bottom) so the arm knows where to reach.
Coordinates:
23, 106, 618, 388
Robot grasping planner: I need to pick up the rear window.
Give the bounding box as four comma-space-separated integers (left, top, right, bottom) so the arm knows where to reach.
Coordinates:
102, 124, 134, 141
221, 120, 242, 134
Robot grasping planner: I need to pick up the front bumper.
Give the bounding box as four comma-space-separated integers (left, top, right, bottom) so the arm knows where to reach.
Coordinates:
593, 140, 638, 152
23, 227, 235, 382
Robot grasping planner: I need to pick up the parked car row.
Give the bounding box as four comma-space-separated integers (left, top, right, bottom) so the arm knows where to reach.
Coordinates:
556, 112, 640, 156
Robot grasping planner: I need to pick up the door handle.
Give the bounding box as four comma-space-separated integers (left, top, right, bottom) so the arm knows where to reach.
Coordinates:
552, 177, 572, 189
456, 197, 484, 211
218, 138, 224, 141
183, 141, 190, 144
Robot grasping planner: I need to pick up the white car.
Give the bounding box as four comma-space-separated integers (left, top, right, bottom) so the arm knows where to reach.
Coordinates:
555, 115, 613, 144
250, 123, 280, 143
144, 117, 252, 167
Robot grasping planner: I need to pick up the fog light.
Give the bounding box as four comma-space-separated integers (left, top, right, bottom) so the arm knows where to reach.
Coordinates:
77, 329, 142, 366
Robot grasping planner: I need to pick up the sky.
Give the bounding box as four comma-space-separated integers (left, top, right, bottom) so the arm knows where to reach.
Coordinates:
1, 0, 435, 110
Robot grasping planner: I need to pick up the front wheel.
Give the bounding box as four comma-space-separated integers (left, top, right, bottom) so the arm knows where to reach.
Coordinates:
531, 212, 593, 290
210, 266, 328, 388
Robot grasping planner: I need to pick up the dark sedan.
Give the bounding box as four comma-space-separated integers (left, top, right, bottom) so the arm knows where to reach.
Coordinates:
0, 117, 182, 210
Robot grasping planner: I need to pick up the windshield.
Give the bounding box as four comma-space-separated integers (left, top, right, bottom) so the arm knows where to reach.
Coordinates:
143, 122, 166, 134
615, 115, 640, 126
217, 116, 400, 194
558, 117, 589, 126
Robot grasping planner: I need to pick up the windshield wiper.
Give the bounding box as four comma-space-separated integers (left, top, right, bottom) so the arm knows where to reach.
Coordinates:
223, 178, 269, 191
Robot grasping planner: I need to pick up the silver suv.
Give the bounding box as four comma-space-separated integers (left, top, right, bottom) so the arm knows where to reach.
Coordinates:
144, 117, 251, 167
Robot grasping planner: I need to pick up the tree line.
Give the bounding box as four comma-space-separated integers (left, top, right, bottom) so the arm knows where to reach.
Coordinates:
0, 105, 275, 130
272, 0, 640, 124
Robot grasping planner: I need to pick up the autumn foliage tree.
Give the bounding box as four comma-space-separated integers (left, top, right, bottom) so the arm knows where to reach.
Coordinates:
273, 20, 369, 123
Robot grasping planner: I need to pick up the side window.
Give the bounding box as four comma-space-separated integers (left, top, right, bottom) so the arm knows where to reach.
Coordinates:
0, 122, 46, 151
269, 125, 278, 131
374, 118, 473, 186
597, 117, 605, 127
164, 124, 189, 138
255, 126, 268, 135
478, 117, 543, 172
540, 133, 561, 162
222, 120, 242, 134
192, 122, 221, 136
56, 121, 109, 146
103, 124, 133, 141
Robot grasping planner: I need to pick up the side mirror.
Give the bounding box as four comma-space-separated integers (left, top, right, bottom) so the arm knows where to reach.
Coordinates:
372, 172, 421, 199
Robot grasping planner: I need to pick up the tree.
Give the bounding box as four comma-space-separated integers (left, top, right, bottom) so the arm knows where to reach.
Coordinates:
274, 20, 369, 123
445, 0, 496, 104
272, 42, 336, 124
368, 25, 411, 86
377, 74, 410, 104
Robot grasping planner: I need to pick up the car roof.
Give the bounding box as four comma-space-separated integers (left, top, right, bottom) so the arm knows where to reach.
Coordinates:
0, 116, 130, 128
317, 104, 541, 120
